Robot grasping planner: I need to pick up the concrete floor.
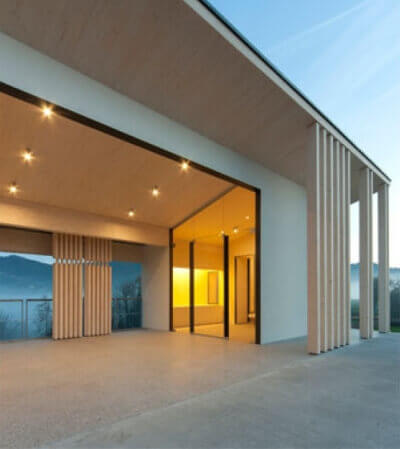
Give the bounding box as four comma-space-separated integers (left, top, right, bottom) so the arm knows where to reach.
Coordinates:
0, 330, 399, 449
176, 320, 255, 343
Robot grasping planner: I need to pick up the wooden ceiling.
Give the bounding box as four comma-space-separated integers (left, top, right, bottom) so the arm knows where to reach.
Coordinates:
0, 92, 234, 228
174, 187, 255, 245
0, 0, 387, 196
0, 0, 311, 186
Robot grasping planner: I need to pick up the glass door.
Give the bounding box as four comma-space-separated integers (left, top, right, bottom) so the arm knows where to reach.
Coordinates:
193, 234, 225, 338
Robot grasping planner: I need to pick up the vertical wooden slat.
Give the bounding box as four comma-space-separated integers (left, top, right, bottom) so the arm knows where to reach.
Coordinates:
307, 122, 321, 354
100, 264, 104, 335
52, 263, 57, 339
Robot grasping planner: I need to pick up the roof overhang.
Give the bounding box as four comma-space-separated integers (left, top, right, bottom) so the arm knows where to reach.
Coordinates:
0, 0, 390, 193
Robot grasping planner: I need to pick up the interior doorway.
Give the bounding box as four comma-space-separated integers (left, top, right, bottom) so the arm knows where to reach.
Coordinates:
172, 187, 257, 343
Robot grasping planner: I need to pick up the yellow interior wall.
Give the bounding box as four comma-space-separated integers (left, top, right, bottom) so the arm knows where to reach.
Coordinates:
173, 268, 224, 307
173, 268, 190, 307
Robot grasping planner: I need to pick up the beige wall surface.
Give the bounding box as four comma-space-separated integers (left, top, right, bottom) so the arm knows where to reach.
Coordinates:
0, 198, 168, 247
0, 226, 52, 255
0, 32, 307, 343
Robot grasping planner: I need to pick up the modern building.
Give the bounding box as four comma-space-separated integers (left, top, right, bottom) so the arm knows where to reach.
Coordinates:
0, 0, 390, 353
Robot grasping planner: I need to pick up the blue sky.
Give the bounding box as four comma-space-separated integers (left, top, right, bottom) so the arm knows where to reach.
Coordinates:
209, 0, 400, 266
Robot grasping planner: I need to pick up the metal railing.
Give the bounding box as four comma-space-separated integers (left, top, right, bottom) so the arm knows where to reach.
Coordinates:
0, 298, 52, 341
0, 297, 142, 341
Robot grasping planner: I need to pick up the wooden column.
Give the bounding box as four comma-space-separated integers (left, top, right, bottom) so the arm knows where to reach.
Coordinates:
333, 140, 342, 347
378, 183, 390, 333
307, 123, 321, 354
326, 135, 335, 350
83, 237, 112, 337
340, 145, 346, 346
359, 167, 373, 339
345, 149, 352, 344
319, 129, 328, 352
52, 233, 83, 340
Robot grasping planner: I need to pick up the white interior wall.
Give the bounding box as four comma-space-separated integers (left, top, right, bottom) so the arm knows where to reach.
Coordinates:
0, 32, 307, 343
142, 245, 170, 331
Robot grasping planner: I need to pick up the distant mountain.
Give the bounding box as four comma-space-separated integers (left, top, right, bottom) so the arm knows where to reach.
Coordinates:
350, 263, 400, 300
350, 263, 400, 282
0, 255, 52, 299
0, 255, 141, 300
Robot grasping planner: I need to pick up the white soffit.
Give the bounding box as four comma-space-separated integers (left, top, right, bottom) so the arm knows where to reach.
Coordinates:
0, 0, 389, 185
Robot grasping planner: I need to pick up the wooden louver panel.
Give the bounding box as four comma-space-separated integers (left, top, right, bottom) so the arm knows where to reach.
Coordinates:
52, 233, 83, 340
84, 237, 112, 337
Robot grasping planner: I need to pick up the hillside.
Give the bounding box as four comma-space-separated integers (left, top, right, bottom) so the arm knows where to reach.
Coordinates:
0, 255, 141, 299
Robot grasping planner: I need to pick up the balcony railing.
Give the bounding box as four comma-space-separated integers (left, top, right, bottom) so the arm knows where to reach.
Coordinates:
0, 297, 142, 341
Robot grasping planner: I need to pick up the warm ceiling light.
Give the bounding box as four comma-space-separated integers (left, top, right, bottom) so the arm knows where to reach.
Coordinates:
22, 149, 33, 163
42, 105, 53, 118
8, 182, 18, 195
152, 186, 160, 197
128, 209, 135, 217
245, 215, 250, 220
233, 227, 239, 234
181, 160, 189, 171
220, 230, 225, 236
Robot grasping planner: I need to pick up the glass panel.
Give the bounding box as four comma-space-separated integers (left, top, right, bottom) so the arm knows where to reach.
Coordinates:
230, 226, 256, 344
26, 300, 53, 338
194, 234, 225, 338
172, 240, 190, 333
112, 298, 142, 330
0, 300, 23, 340
111, 261, 142, 331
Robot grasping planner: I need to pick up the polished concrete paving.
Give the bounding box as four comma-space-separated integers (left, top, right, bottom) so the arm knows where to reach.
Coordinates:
176, 320, 255, 343
0, 330, 399, 449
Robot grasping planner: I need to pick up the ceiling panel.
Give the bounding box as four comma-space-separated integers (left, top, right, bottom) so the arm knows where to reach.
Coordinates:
0, 0, 311, 186
174, 187, 255, 245
0, 92, 233, 228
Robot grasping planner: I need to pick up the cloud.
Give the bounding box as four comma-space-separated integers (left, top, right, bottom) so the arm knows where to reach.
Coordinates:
267, 0, 372, 54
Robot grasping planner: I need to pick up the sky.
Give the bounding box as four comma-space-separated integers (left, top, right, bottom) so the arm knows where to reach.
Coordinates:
209, 0, 400, 267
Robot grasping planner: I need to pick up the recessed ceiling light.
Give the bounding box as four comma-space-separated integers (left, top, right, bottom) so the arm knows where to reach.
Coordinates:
8, 182, 18, 195
233, 227, 239, 234
181, 160, 189, 171
245, 215, 250, 220
42, 105, 53, 118
152, 186, 160, 197
22, 149, 33, 163
128, 209, 135, 217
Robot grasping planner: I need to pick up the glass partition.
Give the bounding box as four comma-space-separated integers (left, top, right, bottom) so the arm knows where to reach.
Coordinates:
194, 235, 225, 338
172, 240, 190, 332
111, 261, 142, 330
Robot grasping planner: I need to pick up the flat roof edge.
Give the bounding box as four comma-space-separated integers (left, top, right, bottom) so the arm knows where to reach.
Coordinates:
195, 0, 391, 184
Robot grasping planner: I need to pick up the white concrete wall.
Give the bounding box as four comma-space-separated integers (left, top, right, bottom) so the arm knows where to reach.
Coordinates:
142, 245, 170, 331
0, 32, 307, 343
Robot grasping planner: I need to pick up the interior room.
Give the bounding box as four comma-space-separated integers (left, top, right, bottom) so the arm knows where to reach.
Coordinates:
0, 88, 258, 342
172, 187, 257, 343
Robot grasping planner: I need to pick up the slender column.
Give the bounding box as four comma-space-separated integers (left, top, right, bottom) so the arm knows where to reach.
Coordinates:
340, 145, 346, 346
223, 235, 229, 338
345, 150, 352, 344
359, 167, 373, 339
307, 122, 321, 354
369, 171, 374, 338
326, 135, 335, 350
333, 140, 341, 347
378, 183, 390, 332
319, 129, 328, 352
189, 240, 194, 333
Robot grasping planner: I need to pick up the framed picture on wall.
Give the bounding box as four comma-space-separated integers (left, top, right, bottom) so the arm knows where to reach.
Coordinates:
208, 271, 219, 304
